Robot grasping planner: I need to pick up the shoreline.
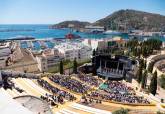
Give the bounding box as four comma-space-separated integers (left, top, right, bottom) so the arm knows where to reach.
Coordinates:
0, 37, 83, 41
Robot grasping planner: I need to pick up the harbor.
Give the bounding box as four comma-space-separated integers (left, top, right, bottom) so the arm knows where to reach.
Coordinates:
0, 0, 165, 113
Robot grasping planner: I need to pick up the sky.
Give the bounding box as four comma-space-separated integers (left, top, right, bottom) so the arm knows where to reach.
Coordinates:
0, 0, 165, 24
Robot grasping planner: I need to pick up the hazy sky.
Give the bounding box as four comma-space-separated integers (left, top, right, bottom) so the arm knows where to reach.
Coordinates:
0, 0, 164, 24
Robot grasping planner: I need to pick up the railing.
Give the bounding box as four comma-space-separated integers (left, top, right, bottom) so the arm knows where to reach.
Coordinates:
97, 68, 123, 78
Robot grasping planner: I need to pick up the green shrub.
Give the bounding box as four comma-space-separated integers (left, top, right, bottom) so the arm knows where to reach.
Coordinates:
112, 108, 129, 114
157, 111, 165, 114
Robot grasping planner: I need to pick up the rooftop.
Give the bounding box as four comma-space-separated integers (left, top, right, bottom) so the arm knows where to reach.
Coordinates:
55, 42, 91, 51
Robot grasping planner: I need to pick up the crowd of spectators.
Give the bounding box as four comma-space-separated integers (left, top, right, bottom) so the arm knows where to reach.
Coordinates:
76, 73, 103, 87
105, 81, 134, 93
40, 94, 58, 108
80, 95, 102, 105
87, 81, 150, 104
49, 75, 91, 94
3, 78, 25, 94
37, 79, 76, 104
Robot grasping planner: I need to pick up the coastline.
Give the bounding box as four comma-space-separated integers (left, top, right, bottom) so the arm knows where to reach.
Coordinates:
0, 24, 164, 41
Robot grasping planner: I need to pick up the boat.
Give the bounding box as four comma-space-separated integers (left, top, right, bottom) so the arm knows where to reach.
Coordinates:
104, 30, 122, 35
163, 34, 165, 37
87, 30, 104, 34
65, 33, 81, 39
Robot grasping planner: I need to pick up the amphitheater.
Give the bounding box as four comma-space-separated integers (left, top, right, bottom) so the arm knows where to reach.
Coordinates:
0, 70, 162, 114
147, 54, 165, 76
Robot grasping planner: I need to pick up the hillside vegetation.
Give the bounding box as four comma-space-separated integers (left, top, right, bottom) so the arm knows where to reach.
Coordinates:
51, 9, 165, 32
94, 9, 165, 31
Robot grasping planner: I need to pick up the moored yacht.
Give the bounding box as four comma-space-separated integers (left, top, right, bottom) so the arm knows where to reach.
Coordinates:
104, 30, 122, 35
163, 34, 165, 37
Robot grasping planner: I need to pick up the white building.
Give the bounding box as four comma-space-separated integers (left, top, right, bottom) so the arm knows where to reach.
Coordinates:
36, 48, 62, 72
55, 42, 92, 61
83, 37, 126, 50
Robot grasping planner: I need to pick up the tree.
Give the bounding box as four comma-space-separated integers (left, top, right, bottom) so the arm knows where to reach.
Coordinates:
59, 60, 64, 74
159, 75, 165, 89
93, 49, 96, 55
127, 38, 162, 58
143, 60, 147, 69
137, 61, 143, 83
134, 48, 137, 56
157, 111, 165, 114
143, 39, 162, 51
92, 49, 97, 75
112, 108, 129, 114
137, 66, 142, 83
142, 46, 148, 57
141, 70, 147, 89
139, 59, 144, 69
137, 47, 141, 58
73, 58, 78, 74
127, 39, 138, 48
150, 71, 157, 96
148, 62, 154, 73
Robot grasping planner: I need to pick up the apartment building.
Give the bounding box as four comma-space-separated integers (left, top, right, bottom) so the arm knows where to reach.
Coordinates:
36, 48, 62, 72
83, 37, 126, 50
55, 42, 92, 61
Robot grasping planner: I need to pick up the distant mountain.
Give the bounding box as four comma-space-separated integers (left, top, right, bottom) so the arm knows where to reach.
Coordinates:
50, 20, 90, 29
93, 9, 165, 32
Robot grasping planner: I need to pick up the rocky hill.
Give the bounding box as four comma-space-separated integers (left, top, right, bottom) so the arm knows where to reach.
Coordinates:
50, 20, 90, 29
50, 10, 165, 32
93, 9, 165, 32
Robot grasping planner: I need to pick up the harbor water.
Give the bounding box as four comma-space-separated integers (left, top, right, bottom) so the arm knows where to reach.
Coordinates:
0, 24, 128, 40
0, 24, 164, 41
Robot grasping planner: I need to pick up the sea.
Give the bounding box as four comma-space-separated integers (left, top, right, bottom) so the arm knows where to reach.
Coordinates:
0, 24, 164, 41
